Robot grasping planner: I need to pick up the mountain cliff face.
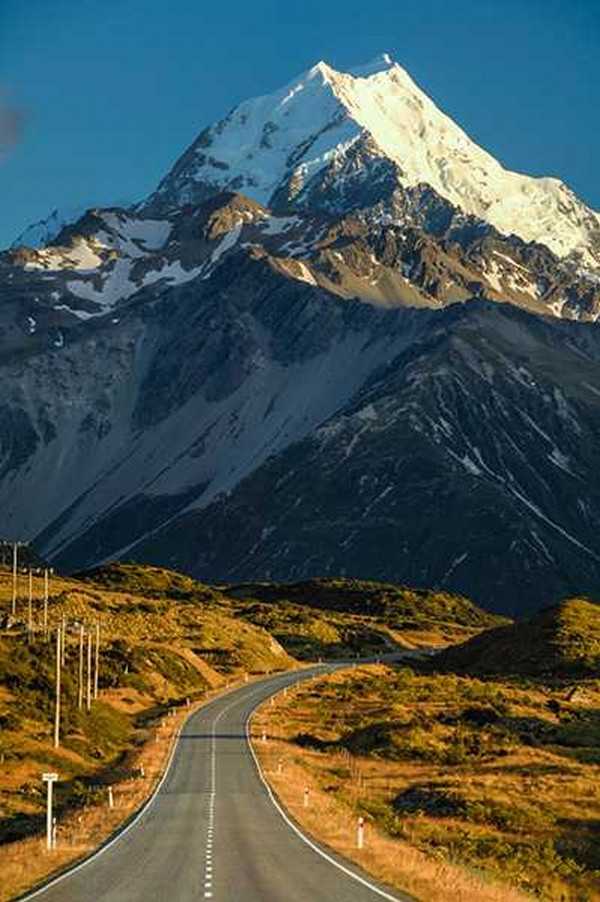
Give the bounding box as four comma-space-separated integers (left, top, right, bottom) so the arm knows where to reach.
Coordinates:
2, 55, 600, 614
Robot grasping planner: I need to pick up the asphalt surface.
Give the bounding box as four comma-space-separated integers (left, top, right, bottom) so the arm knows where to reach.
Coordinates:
23, 666, 410, 902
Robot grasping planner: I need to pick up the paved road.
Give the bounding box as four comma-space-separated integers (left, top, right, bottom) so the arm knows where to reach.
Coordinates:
23, 666, 409, 902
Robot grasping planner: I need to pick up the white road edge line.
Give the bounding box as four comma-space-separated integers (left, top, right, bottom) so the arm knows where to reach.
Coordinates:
16, 669, 401, 902
245, 678, 408, 902
16, 689, 244, 902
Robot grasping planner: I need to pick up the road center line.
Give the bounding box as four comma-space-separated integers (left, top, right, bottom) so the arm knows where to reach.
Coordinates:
201, 686, 265, 900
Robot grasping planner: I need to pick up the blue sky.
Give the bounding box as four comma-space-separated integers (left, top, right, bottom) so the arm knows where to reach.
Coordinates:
0, 0, 598, 247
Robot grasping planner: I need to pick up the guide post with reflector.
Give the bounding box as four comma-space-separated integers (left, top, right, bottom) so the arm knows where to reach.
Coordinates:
357, 816, 365, 849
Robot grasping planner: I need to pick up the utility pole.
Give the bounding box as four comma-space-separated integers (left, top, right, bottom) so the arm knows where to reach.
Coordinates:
43, 568, 49, 639
11, 542, 17, 618
61, 615, 67, 667
27, 569, 33, 638
86, 631, 92, 712
42, 773, 58, 851
78, 625, 84, 710
93, 622, 100, 700
54, 627, 61, 748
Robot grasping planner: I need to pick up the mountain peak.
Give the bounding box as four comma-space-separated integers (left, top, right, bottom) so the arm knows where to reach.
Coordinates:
300, 53, 397, 84
347, 52, 397, 77
144, 56, 600, 271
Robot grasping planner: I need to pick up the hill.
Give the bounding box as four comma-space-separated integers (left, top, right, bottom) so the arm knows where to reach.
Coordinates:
225, 577, 507, 653
78, 562, 221, 602
433, 597, 600, 677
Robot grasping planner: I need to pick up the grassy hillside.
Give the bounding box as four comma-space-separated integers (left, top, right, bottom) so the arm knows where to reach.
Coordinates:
80, 566, 501, 660
260, 663, 600, 900
434, 597, 600, 677
0, 563, 293, 857
78, 562, 221, 601
226, 577, 506, 653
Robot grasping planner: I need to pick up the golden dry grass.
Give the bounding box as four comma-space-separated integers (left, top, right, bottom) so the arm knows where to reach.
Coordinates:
252, 719, 529, 902
0, 674, 264, 902
0, 699, 189, 901
0, 563, 297, 901
252, 666, 600, 902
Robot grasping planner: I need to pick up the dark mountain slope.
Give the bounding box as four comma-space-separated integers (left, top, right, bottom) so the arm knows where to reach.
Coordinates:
108, 302, 600, 615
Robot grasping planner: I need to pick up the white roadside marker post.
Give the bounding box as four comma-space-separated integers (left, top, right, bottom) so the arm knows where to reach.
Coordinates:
303, 787, 309, 808
357, 816, 365, 849
108, 785, 114, 809
261, 728, 267, 743
42, 773, 58, 851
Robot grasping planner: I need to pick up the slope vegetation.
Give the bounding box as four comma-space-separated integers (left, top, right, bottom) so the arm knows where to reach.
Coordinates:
259, 662, 600, 901
434, 597, 600, 676
0, 563, 292, 858
226, 577, 506, 652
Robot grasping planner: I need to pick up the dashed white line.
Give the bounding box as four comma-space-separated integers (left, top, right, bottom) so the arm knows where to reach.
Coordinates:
201, 689, 261, 901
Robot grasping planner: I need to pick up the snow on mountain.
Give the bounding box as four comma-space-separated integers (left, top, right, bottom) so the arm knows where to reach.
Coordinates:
7, 208, 212, 320
149, 53, 600, 271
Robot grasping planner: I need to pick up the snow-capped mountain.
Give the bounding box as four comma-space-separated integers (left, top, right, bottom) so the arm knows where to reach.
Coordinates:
2, 55, 600, 614
147, 53, 600, 272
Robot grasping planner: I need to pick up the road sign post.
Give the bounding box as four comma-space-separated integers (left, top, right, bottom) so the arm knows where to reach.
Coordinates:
42, 773, 58, 851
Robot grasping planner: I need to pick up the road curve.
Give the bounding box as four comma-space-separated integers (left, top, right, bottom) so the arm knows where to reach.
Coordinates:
20, 666, 410, 902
